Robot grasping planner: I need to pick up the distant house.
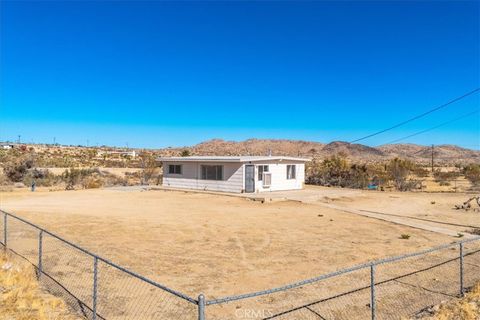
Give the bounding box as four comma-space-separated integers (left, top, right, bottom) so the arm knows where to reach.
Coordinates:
1, 144, 15, 150
98, 150, 136, 158
158, 156, 309, 193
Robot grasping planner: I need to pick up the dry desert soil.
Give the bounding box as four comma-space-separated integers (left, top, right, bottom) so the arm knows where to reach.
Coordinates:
0, 186, 478, 319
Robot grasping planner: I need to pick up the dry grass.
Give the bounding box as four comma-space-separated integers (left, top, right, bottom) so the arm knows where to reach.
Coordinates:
0, 252, 81, 320
422, 283, 480, 320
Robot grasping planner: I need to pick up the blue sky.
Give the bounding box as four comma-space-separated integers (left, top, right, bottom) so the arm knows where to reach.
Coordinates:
1, 1, 479, 149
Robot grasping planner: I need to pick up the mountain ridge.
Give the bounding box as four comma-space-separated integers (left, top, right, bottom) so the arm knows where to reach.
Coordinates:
163, 139, 479, 164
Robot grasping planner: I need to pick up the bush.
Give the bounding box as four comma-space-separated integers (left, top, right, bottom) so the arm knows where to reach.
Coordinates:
464, 164, 480, 186
306, 155, 370, 189
433, 170, 460, 186
61, 168, 126, 189
3, 159, 34, 182
180, 149, 191, 157
413, 166, 430, 178
139, 153, 160, 184
23, 169, 58, 187
386, 158, 421, 191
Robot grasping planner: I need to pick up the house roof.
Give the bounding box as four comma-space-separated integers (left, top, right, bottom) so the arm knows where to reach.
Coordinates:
157, 156, 310, 163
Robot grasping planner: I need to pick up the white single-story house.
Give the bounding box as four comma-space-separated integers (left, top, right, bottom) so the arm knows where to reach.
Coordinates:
158, 156, 310, 193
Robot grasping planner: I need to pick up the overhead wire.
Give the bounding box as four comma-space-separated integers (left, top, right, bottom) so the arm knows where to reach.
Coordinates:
350, 88, 480, 143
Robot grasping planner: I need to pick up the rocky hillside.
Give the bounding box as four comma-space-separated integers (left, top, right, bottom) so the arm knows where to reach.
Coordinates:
166, 139, 480, 165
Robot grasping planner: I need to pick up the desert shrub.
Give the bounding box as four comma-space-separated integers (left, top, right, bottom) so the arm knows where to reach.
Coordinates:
23, 169, 58, 187
0, 172, 10, 186
61, 168, 126, 189
413, 166, 430, 178
180, 149, 191, 157
369, 165, 389, 188
464, 164, 480, 186
469, 228, 480, 236
348, 164, 370, 189
386, 158, 421, 191
61, 168, 100, 189
433, 170, 460, 186
3, 159, 34, 182
82, 176, 103, 189
306, 155, 370, 189
139, 153, 160, 184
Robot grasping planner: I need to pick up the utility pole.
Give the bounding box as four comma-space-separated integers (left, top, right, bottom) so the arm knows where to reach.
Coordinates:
17, 135, 21, 144
53, 137, 56, 145
87, 139, 89, 147
431, 144, 434, 174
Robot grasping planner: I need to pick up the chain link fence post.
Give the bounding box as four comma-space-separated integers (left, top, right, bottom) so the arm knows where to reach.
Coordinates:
370, 263, 376, 320
3, 212, 7, 248
38, 230, 43, 279
93, 256, 98, 320
198, 294, 205, 320
459, 242, 464, 296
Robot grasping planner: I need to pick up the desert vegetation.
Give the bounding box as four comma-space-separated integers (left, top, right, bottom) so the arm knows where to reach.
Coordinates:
0, 147, 161, 190
0, 252, 80, 320
0, 141, 478, 192
305, 154, 474, 192
418, 282, 480, 320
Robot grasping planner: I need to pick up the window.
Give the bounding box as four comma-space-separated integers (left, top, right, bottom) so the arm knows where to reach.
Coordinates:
257, 165, 269, 180
286, 165, 296, 179
263, 172, 272, 187
201, 165, 223, 180
168, 164, 182, 175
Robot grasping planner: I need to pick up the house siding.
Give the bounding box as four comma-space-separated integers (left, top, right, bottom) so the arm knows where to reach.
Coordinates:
162, 162, 244, 193
251, 161, 305, 192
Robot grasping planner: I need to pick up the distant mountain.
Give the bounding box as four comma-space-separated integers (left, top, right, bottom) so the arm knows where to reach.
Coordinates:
162, 139, 479, 165
377, 143, 480, 164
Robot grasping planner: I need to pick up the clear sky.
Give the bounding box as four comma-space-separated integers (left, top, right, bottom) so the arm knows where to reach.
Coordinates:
1, 1, 479, 149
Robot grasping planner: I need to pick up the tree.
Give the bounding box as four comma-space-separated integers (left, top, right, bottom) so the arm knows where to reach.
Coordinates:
386, 158, 419, 191
139, 153, 159, 184
464, 164, 480, 186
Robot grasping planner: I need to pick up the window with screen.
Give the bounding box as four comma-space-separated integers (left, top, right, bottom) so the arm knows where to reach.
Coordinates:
168, 164, 182, 174
286, 165, 296, 179
257, 165, 269, 180
201, 165, 223, 180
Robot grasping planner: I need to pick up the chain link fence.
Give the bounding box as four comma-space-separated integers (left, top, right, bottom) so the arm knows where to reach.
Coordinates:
0, 210, 199, 320
1, 209, 479, 320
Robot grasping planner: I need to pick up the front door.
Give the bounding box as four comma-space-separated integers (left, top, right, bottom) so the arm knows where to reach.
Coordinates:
245, 165, 255, 193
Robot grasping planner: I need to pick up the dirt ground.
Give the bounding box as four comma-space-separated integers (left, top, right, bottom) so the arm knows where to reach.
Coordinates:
1, 187, 471, 302
328, 188, 480, 235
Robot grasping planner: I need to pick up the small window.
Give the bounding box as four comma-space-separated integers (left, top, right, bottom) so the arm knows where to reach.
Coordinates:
201, 165, 223, 181
263, 172, 272, 187
286, 165, 296, 180
168, 164, 182, 174
257, 165, 269, 181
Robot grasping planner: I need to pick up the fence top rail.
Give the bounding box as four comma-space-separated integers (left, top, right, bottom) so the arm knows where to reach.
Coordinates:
206, 236, 480, 305
0, 209, 198, 305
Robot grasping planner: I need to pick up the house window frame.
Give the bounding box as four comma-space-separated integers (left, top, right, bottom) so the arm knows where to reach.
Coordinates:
257, 165, 269, 181
168, 164, 182, 175
201, 165, 224, 181
286, 164, 296, 180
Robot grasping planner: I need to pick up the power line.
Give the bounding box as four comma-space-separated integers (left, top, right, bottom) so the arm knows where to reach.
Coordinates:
384, 109, 479, 145
350, 88, 480, 143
